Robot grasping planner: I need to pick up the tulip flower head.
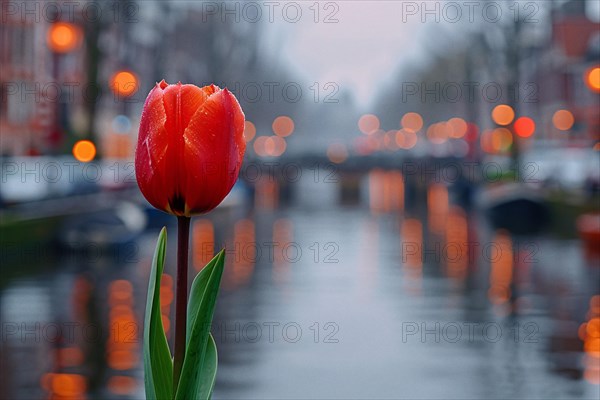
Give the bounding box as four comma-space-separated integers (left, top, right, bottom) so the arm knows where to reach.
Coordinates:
135, 80, 246, 216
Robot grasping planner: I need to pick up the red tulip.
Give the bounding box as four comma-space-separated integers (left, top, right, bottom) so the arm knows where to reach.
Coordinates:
135, 80, 246, 216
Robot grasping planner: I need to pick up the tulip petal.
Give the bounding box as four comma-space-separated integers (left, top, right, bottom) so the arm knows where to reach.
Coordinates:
136, 83, 172, 211
162, 83, 211, 136
159, 83, 214, 214
136, 82, 245, 217
182, 88, 246, 214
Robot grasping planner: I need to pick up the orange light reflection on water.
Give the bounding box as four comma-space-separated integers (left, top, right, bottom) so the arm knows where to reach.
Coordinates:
229, 219, 256, 288
488, 232, 513, 307
581, 295, 600, 384
445, 207, 468, 280
273, 218, 293, 284
401, 218, 423, 295
193, 219, 215, 270
427, 184, 448, 234
41, 373, 87, 398
104, 279, 139, 396
368, 169, 404, 214
255, 177, 279, 209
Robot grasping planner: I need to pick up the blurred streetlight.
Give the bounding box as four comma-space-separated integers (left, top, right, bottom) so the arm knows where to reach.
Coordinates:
254, 135, 286, 157
358, 114, 380, 135
426, 123, 449, 144
401, 112, 423, 133
552, 110, 575, 131
584, 66, 600, 93
253, 136, 268, 157
47, 22, 82, 54
514, 117, 536, 138
265, 136, 286, 156
46, 21, 82, 152
72, 140, 97, 162
110, 71, 139, 98
272, 116, 294, 137
491, 128, 513, 153
491, 105, 515, 126
447, 118, 467, 139
327, 143, 349, 164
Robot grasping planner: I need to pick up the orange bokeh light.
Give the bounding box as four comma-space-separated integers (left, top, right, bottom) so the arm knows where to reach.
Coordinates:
253, 136, 268, 157
401, 112, 423, 132
327, 142, 349, 164
395, 130, 405, 148
47, 22, 81, 53
427, 123, 449, 144
358, 114, 380, 135
588, 318, 600, 338
552, 110, 574, 131
45, 373, 87, 397
272, 116, 294, 137
383, 130, 399, 150
274, 137, 287, 156
244, 121, 256, 142
403, 130, 418, 149
110, 71, 139, 97
491, 105, 515, 126
585, 66, 600, 93
491, 128, 513, 152
514, 117, 535, 138
72, 140, 96, 162
265, 135, 287, 156
448, 117, 467, 138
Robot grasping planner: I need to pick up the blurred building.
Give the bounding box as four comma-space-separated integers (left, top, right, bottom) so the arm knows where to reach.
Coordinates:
0, 0, 171, 158
1, 0, 53, 155
536, 0, 600, 143
0, 0, 88, 155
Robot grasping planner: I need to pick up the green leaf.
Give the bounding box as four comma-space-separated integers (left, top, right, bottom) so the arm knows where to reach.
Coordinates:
143, 227, 173, 400
175, 250, 225, 400
203, 333, 218, 398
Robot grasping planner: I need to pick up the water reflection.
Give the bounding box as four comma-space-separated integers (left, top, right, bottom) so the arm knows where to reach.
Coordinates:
444, 207, 468, 280
427, 183, 448, 235
368, 169, 404, 213
227, 219, 255, 289
581, 296, 600, 385
401, 218, 423, 295
193, 219, 215, 270
488, 231, 514, 308
1, 172, 599, 399
272, 219, 293, 285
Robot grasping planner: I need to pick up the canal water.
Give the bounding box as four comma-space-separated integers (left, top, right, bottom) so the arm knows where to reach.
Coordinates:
1, 172, 599, 399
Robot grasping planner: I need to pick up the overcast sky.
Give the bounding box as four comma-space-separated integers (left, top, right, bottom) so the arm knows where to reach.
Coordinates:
273, 2, 431, 109
267, 0, 599, 109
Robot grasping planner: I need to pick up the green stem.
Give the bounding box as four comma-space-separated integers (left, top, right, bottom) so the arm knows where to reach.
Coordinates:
173, 216, 191, 395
